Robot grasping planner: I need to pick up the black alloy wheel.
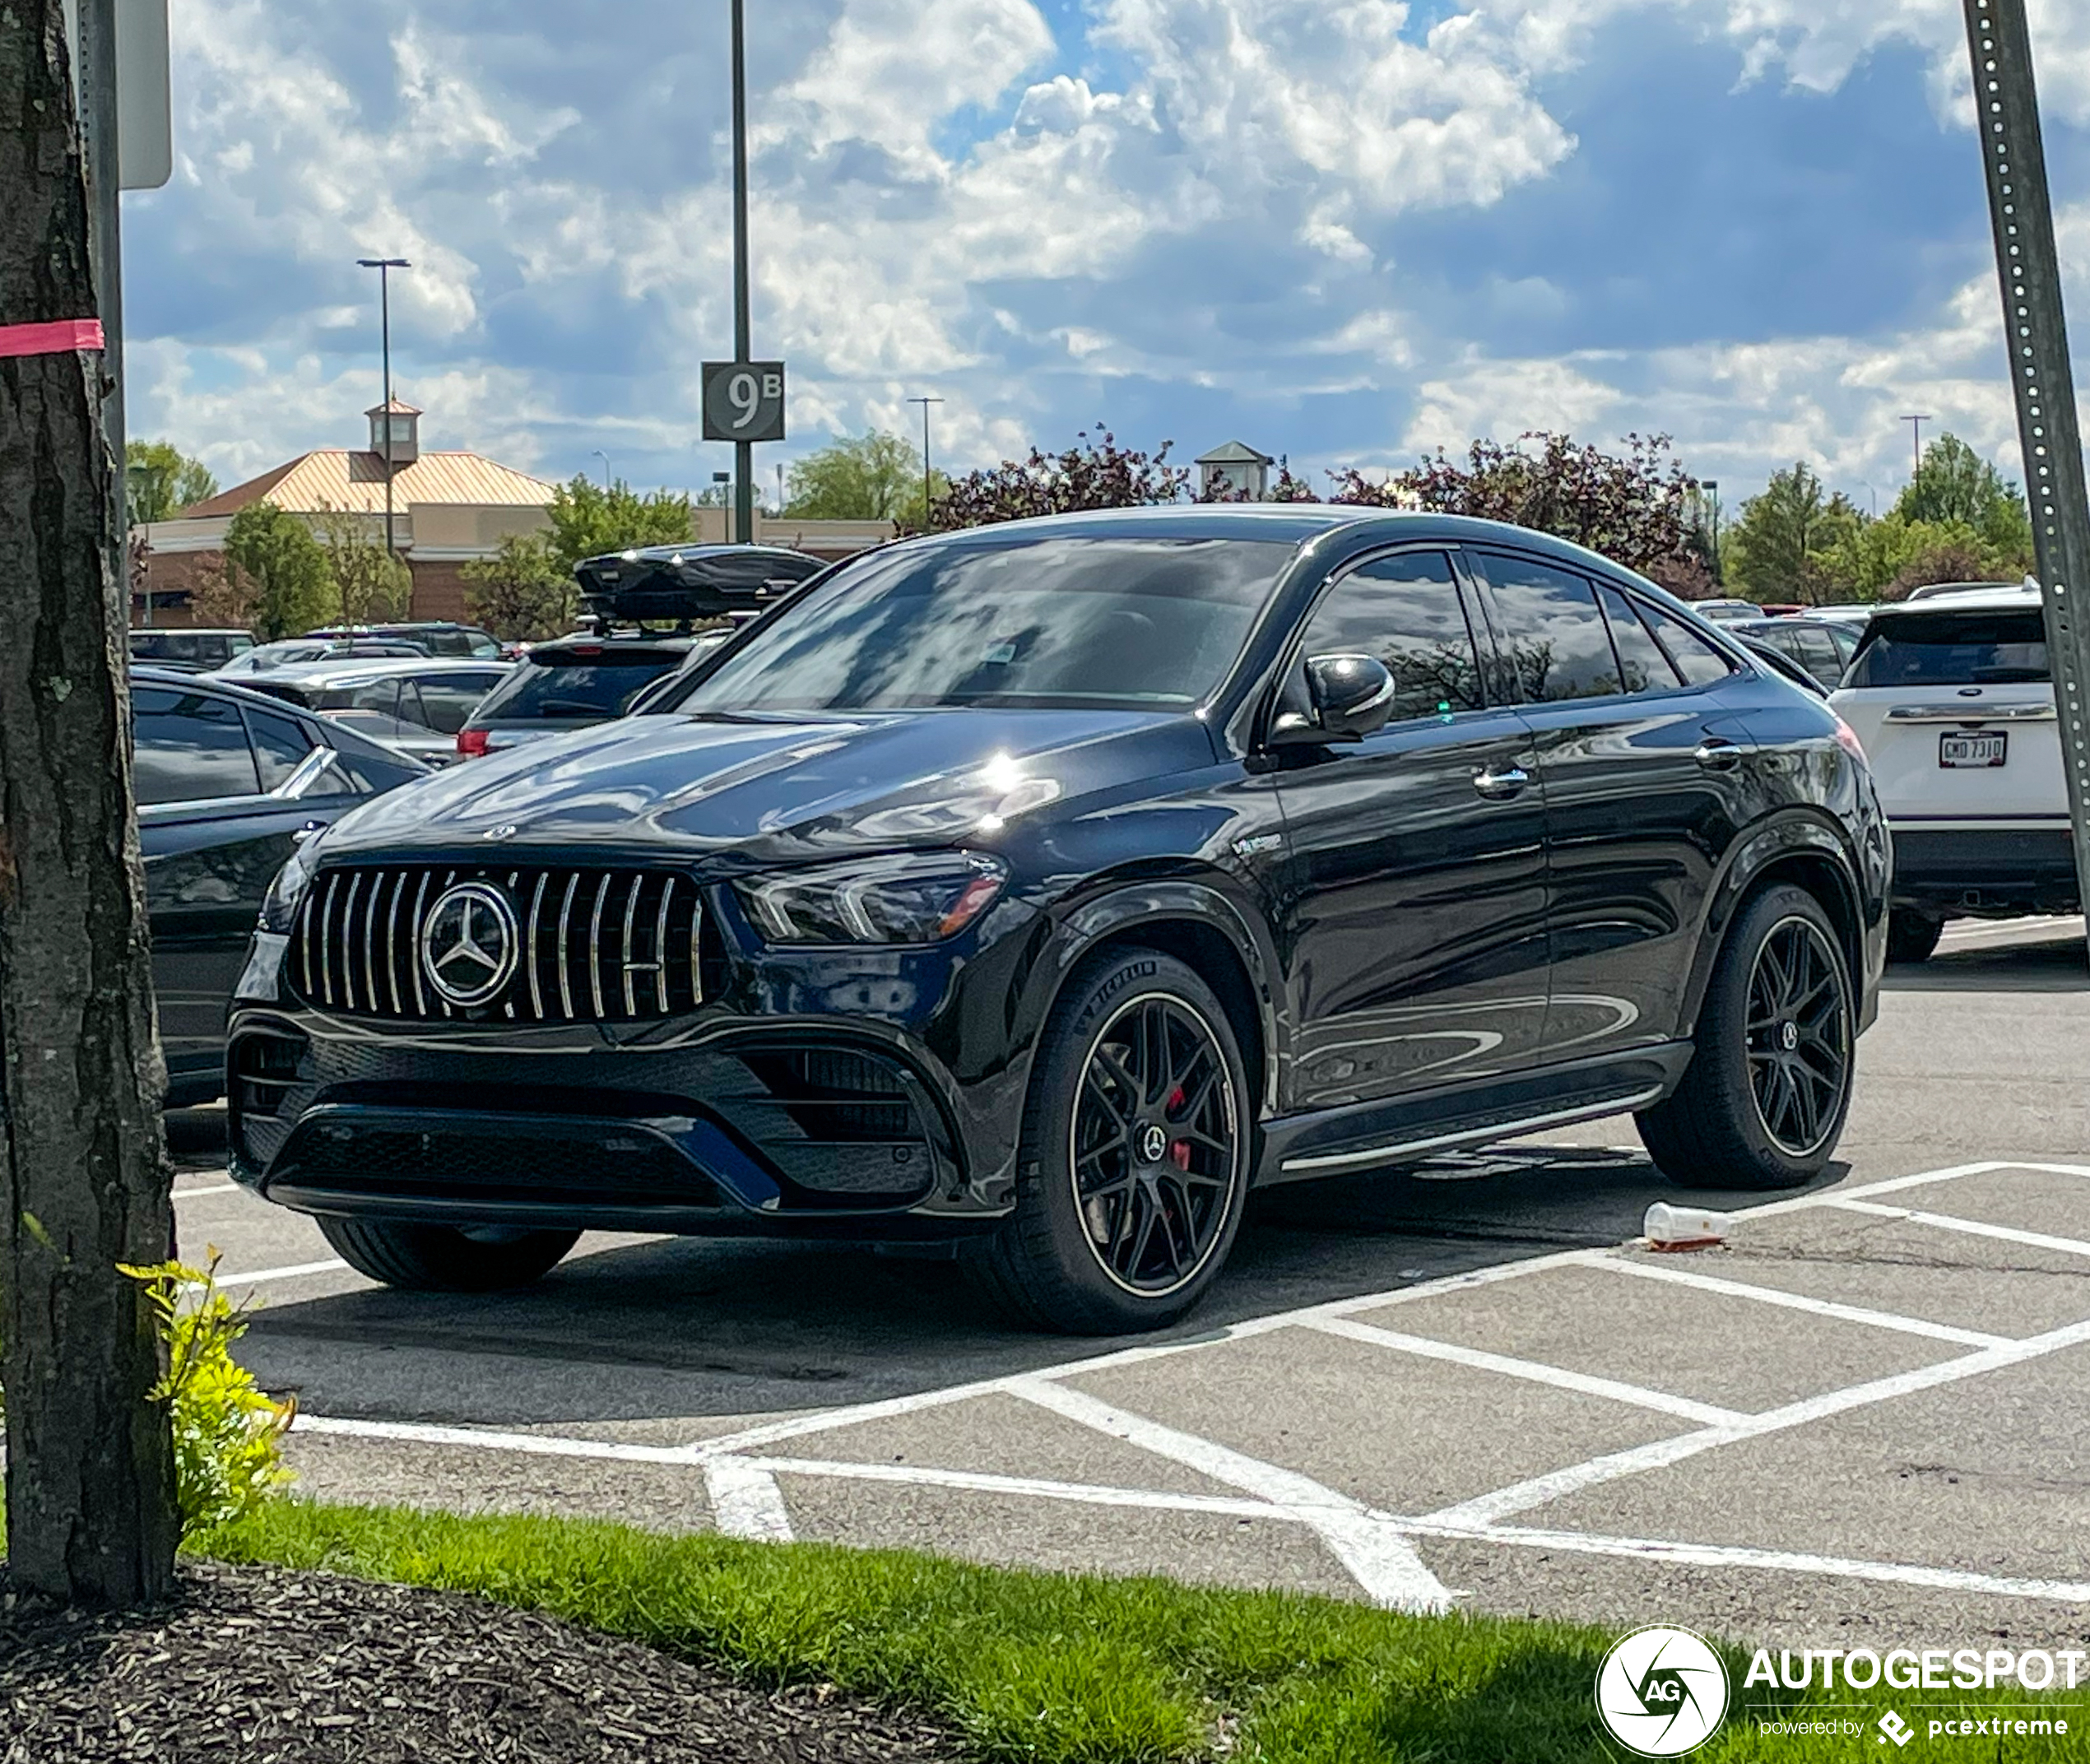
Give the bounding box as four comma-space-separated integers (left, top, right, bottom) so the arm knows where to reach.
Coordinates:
969, 946, 1252, 1333
1744, 916, 1851, 1158
1637, 881, 1855, 1191
1070, 993, 1238, 1295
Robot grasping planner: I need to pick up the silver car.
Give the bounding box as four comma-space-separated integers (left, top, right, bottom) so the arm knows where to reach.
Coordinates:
237, 657, 512, 767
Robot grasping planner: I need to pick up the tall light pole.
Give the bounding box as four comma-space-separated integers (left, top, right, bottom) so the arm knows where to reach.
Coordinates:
1900, 412, 1932, 485
357, 258, 410, 560
729, 0, 754, 545
592, 449, 612, 489
908, 395, 943, 530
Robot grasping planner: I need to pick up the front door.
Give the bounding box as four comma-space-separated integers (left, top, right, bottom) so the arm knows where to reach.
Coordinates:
1269, 549, 1551, 1111
1468, 552, 1753, 1058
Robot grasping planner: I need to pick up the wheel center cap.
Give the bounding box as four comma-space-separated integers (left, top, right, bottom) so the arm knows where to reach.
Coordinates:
1138, 1124, 1169, 1163
1780, 1020, 1800, 1051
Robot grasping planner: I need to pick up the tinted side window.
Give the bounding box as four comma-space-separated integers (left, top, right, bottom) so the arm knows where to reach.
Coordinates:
132, 687, 261, 805
418, 674, 500, 736
1480, 557, 1621, 703
424, 629, 473, 657
245, 707, 314, 791
1294, 550, 1484, 722
1597, 585, 1682, 694
1640, 606, 1736, 687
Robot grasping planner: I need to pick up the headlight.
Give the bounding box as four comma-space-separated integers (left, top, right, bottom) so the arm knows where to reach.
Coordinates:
737, 853, 1006, 945
258, 832, 327, 933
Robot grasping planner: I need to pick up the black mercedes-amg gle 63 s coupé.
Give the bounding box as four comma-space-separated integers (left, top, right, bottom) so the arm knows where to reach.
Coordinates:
227, 507, 1888, 1332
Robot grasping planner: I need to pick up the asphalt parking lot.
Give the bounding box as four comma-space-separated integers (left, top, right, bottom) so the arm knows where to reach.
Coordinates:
175, 915, 2090, 1646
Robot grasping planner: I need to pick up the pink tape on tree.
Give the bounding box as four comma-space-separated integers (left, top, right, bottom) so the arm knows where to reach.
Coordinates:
0, 318, 105, 359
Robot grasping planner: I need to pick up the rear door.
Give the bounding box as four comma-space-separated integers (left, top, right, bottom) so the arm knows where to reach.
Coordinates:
1468, 552, 1753, 1060
1829, 605, 2059, 828
1269, 548, 1552, 1108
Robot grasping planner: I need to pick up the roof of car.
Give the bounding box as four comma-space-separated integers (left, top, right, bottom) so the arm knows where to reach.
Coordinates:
586, 543, 818, 565
132, 665, 310, 708
245, 657, 513, 686
523, 629, 706, 658
1868, 586, 2042, 617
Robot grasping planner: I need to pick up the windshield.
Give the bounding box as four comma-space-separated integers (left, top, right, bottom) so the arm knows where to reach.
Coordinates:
471, 652, 680, 722
671, 536, 1295, 713
1845, 609, 2049, 688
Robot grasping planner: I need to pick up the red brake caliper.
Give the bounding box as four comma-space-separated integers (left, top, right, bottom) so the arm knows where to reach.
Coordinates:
1167, 1086, 1191, 1170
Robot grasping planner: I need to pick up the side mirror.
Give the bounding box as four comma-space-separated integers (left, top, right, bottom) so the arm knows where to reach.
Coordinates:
1271, 653, 1396, 745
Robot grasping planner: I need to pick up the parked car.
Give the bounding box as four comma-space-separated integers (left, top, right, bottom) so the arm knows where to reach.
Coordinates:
133, 667, 428, 1106
1803, 604, 1879, 627
128, 628, 257, 672
1725, 615, 1860, 689
226, 508, 1887, 1330
1901, 578, 2031, 603
1830, 585, 2062, 962
1732, 634, 1831, 699
211, 638, 432, 677
1690, 597, 1765, 622
236, 658, 512, 768
453, 629, 712, 756
574, 543, 824, 624
304, 621, 504, 660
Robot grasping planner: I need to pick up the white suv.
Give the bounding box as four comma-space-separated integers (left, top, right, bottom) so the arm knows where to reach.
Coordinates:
1829, 586, 2069, 961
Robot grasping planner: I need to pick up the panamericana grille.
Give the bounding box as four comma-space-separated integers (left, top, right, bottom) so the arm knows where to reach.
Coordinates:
289, 865, 704, 1022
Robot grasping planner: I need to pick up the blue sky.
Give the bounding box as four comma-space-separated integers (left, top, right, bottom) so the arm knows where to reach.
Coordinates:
121, 0, 2090, 510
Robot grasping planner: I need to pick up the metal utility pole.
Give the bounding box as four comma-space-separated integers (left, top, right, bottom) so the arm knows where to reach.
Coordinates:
1901, 413, 1932, 482
730, 0, 754, 545
908, 394, 943, 529
592, 448, 611, 489
1960, 0, 2090, 948
357, 257, 409, 561
78, 0, 123, 595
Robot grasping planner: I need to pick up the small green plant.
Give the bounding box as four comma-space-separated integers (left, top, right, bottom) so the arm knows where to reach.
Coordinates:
120, 1250, 296, 1534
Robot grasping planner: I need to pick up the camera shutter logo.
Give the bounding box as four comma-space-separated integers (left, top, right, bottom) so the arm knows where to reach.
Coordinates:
420, 882, 519, 1008
1595, 1627, 1730, 1757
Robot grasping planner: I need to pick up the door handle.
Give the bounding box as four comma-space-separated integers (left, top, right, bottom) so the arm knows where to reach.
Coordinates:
1693, 740, 1742, 770
1472, 764, 1530, 800
290, 819, 327, 844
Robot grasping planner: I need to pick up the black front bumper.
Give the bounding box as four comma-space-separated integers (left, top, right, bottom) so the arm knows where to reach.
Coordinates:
226, 1011, 1017, 1241
1890, 824, 2080, 917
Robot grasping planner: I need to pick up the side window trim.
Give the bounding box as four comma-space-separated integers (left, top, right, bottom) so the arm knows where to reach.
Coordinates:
1261, 542, 1503, 744
1593, 581, 1687, 696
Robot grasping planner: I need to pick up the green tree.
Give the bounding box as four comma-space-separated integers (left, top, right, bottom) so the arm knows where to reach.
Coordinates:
314, 504, 412, 625
124, 439, 217, 525
1723, 464, 1863, 601
221, 501, 335, 639
784, 429, 922, 521
545, 476, 693, 574
1894, 433, 2034, 573
462, 534, 575, 641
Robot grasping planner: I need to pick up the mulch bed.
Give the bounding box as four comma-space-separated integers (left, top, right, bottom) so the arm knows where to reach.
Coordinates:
0, 1560, 964, 1763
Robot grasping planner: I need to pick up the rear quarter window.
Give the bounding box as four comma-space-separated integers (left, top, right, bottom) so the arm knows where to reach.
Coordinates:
1846, 610, 2048, 688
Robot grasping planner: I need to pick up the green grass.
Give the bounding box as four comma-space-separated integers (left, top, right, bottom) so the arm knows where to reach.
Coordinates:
195, 1499, 2090, 1762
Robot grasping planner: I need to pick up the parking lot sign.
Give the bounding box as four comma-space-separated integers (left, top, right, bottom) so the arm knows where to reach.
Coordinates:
702, 360, 786, 443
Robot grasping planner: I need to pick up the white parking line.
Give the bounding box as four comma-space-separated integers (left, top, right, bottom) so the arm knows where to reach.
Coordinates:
1581, 1254, 2014, 1349
173, 1181, 239, 1200
1302, 1316, 1748, 1425
1829, 1199, 2090, 1262
215, 1256, 350, 1289
704, 1457, 794, 1541
1007, 1376, 1454, 1611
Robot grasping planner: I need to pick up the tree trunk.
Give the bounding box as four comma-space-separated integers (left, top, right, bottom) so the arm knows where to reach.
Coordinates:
0, 0, 177, 1604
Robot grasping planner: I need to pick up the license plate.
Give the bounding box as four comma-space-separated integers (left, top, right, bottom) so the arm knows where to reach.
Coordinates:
1939, 730, 2007, 768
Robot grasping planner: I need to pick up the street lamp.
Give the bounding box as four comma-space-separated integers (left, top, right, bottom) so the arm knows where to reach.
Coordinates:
1901, 414, 1934, 483
356, 257, 411, 559
908, 395, 944, 528
592, 449, 612, 489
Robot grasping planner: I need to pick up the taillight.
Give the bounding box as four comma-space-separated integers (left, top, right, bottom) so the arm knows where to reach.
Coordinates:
1833, 717, 1866, 764
457, 727, 490, 758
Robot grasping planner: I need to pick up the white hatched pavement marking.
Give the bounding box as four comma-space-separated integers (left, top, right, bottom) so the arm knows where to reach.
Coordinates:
1830, 1199, 2090, 1262
1303, 1315, 1747, 1425
1006, 1376, 1454, 1612
1423, 1312, 2090, 1530
705, 1457, 795, 1541
1579, 1253, 2014, 1349
286, 1159, 2090, 1606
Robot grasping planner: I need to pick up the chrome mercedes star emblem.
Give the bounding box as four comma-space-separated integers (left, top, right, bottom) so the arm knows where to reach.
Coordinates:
420, 881, 518, 1008
1139, 1124, 1169, 1164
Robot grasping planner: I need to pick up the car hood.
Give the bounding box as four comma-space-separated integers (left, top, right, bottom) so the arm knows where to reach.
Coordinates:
320, 706, 1208, 869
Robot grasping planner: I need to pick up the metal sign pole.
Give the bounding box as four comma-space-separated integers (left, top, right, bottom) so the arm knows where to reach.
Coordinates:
730, 0, 754, 545
1961, 0, 2090, 953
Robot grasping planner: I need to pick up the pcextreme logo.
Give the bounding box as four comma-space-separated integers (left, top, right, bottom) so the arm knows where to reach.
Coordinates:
1595, 1626, 1732, 1757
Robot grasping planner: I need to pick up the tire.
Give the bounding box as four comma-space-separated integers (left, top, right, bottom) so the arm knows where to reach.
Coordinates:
967, 946, 1253, 1334
1887, 910, 1943, 964
1638, 882, 1855, 1191
318, 1215, 578, 1292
